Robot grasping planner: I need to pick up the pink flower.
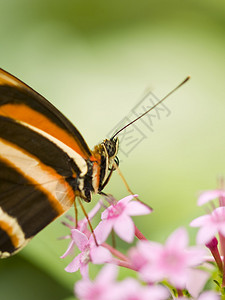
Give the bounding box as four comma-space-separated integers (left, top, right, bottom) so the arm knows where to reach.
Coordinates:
198, 189, 225, 206
137, 228, 205, 288
61, 229, 112, 278
60, 201, 102, 259
75, 264, 169, 300
94, 195, 152, 243
128, 242, 150, 271
114, 278, 169, 300
75, 264, 118, 300
62, 201, 102, 238
190, 207, 225, 244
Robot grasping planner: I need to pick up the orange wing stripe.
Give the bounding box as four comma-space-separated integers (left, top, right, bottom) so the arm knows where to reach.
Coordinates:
0, 103, 89, 159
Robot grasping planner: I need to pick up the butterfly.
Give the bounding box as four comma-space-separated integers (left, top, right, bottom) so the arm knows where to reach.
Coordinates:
0, 68, 119, 258
0, 69, 189, 258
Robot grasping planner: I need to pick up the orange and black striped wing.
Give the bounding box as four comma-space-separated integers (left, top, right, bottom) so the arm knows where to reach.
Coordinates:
0, 68, 91, 159
0, 115, 77, 257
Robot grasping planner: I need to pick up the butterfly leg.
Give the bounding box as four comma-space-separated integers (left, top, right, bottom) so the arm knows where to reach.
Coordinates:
77, 198, 98, 246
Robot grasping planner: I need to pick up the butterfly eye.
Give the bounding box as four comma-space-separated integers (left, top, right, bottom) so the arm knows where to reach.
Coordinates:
103, 138, 119, 158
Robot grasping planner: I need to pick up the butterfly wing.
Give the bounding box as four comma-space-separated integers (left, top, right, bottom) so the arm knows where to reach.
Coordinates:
0, 68, 92, 159
0, 69, 97, 257
0, 114, 77, 257
0, 162, 74, 258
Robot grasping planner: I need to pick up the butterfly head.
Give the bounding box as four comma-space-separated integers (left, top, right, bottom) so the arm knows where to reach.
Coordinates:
103, 137, 119, 163
92, 137, 119, 193
100, 137, 119, 173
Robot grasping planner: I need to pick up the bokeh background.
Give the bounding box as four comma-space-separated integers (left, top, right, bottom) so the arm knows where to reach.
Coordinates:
1, 1, 225, 299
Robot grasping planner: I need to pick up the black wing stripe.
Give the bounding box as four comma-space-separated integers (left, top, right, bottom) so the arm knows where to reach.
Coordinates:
0, 78, 92, 158
0, 115, 78, 178
0, 228, 15, 255
0, 159, 59, 253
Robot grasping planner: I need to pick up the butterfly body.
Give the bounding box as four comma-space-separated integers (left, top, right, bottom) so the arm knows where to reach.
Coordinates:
0, 69, 118, 258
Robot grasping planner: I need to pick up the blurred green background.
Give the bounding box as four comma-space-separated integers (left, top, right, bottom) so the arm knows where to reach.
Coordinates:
1, 0, 225, 299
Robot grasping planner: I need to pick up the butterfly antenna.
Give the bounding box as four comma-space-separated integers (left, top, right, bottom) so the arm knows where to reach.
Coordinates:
111, 76, 190, 139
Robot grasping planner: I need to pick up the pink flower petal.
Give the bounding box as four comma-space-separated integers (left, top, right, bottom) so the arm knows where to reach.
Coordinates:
198, 190, 225, 206
75, 264, 118, 300
213, 206, 225, 216
218, 225, 225, 237
113, 278, 169, 300
65, 254, 81, 273
187, 246, 207, 266
190, 215, 211, 227
80, 263, 89, 279
198, 291, 220, 300
196, 225, 217, 245
138, 240, 162, 261
75, 279, 92, 300
186, 269, 210, 298
101, 207, 110, 220
60, 240, 74, 258
146, 285, 169, 300
125, 201, 152, 216
118, 194, 138, 206
169, 271, 187, 289
94, 220, 114, 244
166, 228, 188, 249
90, 246, 112, 264
114, 214, 135, 243
140, 263, 163, 283
71, 229, 88, 251
77, 220, 88, 234
129, 245, 149, 270
112, 278, 142, 298
96, 264, 118, 284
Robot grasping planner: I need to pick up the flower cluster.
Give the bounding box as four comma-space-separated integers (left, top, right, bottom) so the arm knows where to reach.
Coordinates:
60, 191, 224, 299
190, 189, 225, 287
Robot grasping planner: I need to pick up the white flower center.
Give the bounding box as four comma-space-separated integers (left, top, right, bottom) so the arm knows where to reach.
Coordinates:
80, 246, 91, 264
